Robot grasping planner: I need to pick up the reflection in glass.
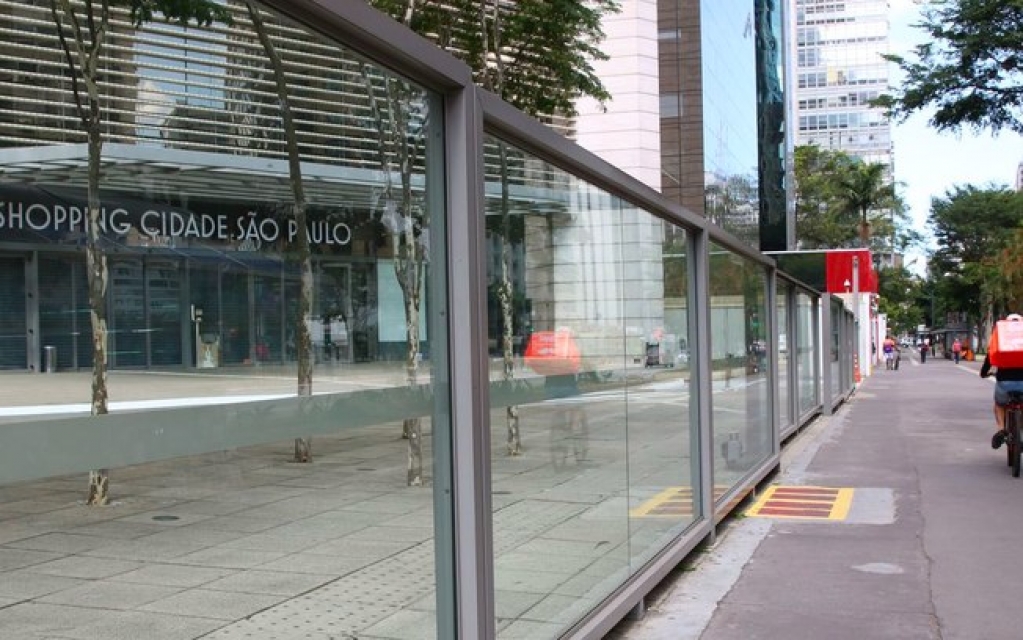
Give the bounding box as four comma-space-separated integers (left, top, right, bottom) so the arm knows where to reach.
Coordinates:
0, 2, 443, 638
484, 137, 696, 635
709, 245, 771, 493
797, 292, 818, 415
777, 282, 791, 429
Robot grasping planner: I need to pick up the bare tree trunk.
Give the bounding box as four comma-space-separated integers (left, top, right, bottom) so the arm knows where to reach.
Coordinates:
498, 143, 520, 455
246, 2, 315, 462
52, 0, 111, 505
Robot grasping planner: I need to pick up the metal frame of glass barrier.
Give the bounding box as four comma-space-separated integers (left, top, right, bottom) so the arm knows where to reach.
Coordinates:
0, 1, 844, 637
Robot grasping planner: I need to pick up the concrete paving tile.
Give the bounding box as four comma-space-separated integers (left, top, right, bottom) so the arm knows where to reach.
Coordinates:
493, 590, 545, 621
340, 526, 433, 544
139, 587, 284, 620
29, 556, 142, 579
218, 532, 323, 554
50, 609, 227, 640
224, 486, 312, 505
360, 608, 436, 640
257, 552, 378, 576
171, 546, 287, 569
202, 569, 335, 596
200, 619, 336, 640
82, 538, 210, 561
115, 510, 214, 528
191, 514, 284, 533
143, 486, 224, 500
0, 569, 85, 599
69, 520, 168, 540
496, 618, 566, 639
0, 522, 56, 545
158, 500, 253, 517
0, 547, 64, 571
37, 580, 182, 609
303, 537, 416, 558
5, 532, 108, 554
107, 563, 235, 588
495, 551, 596, 574
0, 602, 110, 637
495, 567, 572, 594
141, 525, 247, 548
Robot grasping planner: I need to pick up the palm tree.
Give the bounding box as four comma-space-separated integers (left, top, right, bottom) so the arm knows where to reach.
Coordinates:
836, 161, 894, 248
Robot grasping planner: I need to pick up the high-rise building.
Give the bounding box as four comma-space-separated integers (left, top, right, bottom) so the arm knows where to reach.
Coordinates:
576, 0, 789, 252
790, 0, 892, 167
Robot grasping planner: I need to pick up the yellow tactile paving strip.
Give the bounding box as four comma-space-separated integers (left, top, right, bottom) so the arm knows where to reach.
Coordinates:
630, 486, 728, 518
745, 485, 854, 521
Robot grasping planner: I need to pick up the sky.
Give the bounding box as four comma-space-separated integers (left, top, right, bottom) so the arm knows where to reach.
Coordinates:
888, 0, 1023, 275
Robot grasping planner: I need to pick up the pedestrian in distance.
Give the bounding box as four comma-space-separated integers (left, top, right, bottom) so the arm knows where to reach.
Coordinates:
952, 337, 962, 364
920, 339, 929, 363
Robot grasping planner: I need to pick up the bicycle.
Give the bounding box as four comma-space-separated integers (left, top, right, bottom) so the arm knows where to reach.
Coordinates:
550, 405, 589, 469
1004, 390, 1023, 477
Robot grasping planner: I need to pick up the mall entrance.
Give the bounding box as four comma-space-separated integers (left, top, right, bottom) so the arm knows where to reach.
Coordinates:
3, 251, 377, 372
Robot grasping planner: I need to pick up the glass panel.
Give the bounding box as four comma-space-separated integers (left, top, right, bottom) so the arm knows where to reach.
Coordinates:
831, 299, 842, 401
777, 283, 791, 429
0, 3, 445, 638
484, 136, 638, 635
626, 218, 697, 567
797, 292, 817, 415
709, 245, 771, 492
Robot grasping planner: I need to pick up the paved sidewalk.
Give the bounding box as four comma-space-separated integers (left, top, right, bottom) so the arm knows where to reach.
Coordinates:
610, 353, 1023, 640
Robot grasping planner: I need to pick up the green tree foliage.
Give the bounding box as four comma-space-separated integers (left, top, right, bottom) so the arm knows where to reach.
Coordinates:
876, 0, 1023, 134
369, 0, 616, 118
367, 0, 618, 463
928, 185, 1023, 328
877, 266, 924, 335
835, 161, 897, 248
794, 145, 906, 252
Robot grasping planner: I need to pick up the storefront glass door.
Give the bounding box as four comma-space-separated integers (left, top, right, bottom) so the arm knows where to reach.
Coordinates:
0, 257, 26, 369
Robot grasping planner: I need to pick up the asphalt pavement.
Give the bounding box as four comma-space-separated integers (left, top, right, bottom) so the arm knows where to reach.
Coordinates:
609, 350, 1023, 640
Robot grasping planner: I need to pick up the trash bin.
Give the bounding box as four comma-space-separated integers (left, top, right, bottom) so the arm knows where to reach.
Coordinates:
43, 345, 57, 373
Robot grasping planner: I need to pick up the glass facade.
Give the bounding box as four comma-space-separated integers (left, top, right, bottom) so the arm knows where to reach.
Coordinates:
484, 137, 698, 635
793, 0, 892, 166
0, 1, 856, 637
709, 244, 771, 491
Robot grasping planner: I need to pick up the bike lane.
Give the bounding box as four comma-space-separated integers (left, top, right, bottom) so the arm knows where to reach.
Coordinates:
610, 354, 1023, 640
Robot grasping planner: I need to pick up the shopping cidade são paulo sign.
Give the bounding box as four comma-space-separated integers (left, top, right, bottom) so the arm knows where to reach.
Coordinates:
0, 200, 353, 247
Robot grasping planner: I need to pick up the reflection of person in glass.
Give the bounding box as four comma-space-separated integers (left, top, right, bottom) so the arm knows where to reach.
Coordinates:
546, 372, 588, 468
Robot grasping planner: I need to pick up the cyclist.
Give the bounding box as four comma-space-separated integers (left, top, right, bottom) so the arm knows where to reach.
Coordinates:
882, 335, 897, 370
981, 313, 1023, 449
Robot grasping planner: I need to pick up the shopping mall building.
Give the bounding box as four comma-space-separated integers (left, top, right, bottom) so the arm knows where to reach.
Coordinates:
0, 1, 855, 638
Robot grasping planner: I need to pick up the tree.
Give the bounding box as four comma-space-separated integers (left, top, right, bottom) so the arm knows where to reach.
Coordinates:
243, 3, 317, 463
50, 0, 231, 505
877, 266, 924, 335
928, 184, 1023, 332
793, 145, 860, 249
876, 0, 1023, 134
367, 0, 617, 472
835, 160, 896, 248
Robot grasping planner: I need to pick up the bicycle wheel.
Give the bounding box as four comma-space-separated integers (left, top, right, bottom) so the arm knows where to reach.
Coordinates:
1011, 410, 1022, 478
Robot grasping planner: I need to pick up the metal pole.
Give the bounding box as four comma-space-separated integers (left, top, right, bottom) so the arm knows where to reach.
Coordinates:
852, 256, 860, 380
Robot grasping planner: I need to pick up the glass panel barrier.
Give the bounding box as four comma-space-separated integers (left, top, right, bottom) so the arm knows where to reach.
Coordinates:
797, 291, 818, 416
777, 282, 791, 430
0, 3, 447, 637
484, 137, 697, 635
709, 245, 771, 492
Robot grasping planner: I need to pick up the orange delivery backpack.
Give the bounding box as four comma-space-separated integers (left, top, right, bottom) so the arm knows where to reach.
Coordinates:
989, 320, 1023, 368
523, 330, 581, 376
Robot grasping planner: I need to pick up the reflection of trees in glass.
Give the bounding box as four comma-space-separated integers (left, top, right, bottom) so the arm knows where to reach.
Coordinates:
243, 2, 315, 463
49, 0, 230, 505
369, 0, 618, 459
